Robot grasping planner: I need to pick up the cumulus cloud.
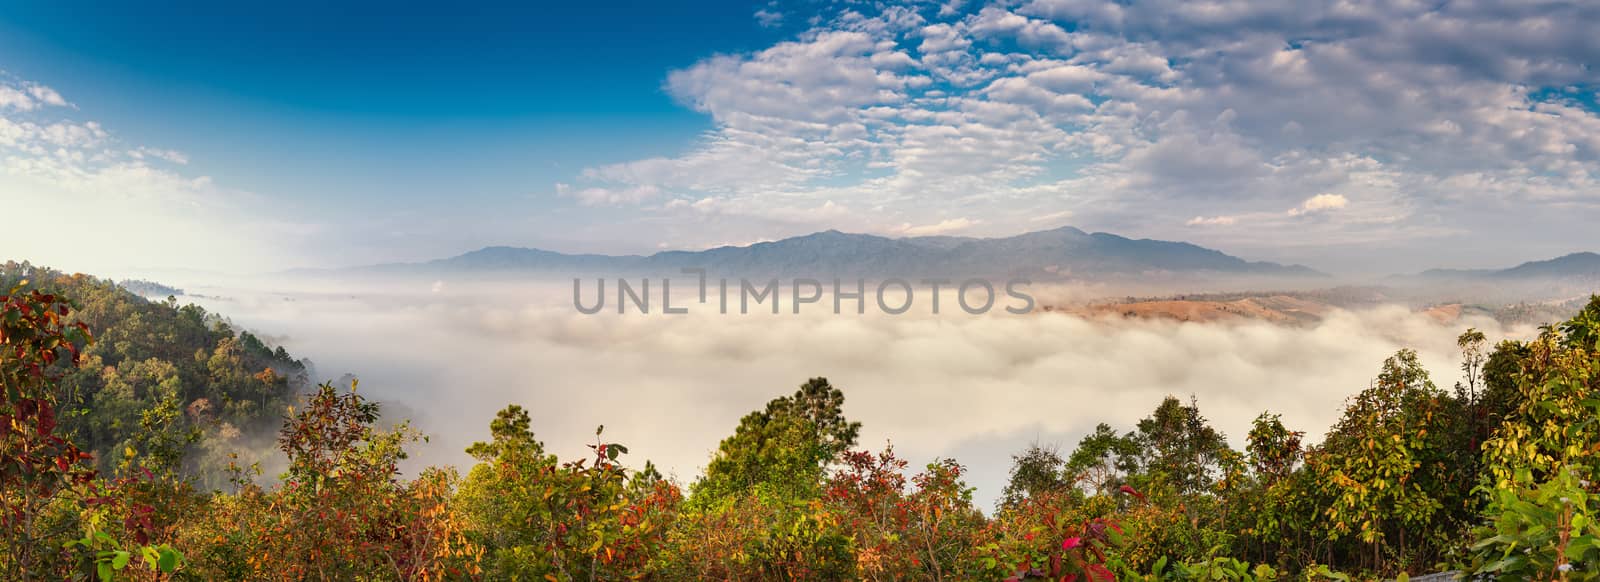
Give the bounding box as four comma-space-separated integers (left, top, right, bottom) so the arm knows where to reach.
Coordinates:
551, 0, 1600, 271
1288, 193, 1348, 217
966, 7, 1075, 54
0, 78, 72, 111
664, 30, 914, 125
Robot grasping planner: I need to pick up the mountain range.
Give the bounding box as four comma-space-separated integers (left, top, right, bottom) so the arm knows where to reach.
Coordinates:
351, 226, 1323, 279
1415, 252, 1600, 281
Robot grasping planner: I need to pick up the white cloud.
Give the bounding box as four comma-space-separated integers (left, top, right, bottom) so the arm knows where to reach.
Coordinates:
548, 0, 1600, 268
966, 8, 1075, 54
0, 79, 72, 111
26, 83, 69, 108
557, 182, 662, 206
754, 8, 783, 28
1288, 193, 1348, 216
893, 217, 978, 236
0, 74, 308, 273
1186, 215, 1236, 226
129, 146, 190, 164
918, 23, 971, 54
664, 30, 915, 125
1188, 192, 1352, 229
0, 86, 34, 110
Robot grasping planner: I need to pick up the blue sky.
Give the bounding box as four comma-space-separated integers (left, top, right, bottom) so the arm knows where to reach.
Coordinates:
0, 1, 776, 207
1, 0, 1597, 274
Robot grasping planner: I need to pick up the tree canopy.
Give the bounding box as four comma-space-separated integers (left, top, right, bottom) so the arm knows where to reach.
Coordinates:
7, 261, 1600, 580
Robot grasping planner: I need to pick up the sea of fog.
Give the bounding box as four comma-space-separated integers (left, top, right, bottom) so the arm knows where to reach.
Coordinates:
158, 275, 1539, 510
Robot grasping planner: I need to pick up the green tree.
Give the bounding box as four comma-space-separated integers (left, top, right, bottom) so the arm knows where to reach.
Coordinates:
666, 378, 862, 579
1559, 295, 1600, 351
999, 442, 1070, 510
688, 377, 861, 507
1236, 412, 1307, 566
457, 406, 679, 580
1130, 396, 1230, 496
1483, 304, 1600, 488
1311, 349, 1462, 574
1463, 299, 1600, 578
1064, 423, 1141, 497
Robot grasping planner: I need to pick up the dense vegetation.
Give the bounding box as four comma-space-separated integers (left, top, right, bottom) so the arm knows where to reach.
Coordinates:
0, 262, 307, 486
4, 262, 1600, 580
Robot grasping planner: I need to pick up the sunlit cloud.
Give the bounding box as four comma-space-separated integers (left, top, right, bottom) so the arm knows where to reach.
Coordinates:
549, 0, 1600, 267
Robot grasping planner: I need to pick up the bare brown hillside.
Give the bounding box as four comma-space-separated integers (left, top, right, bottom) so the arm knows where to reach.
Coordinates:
1053, 295, 1334, 324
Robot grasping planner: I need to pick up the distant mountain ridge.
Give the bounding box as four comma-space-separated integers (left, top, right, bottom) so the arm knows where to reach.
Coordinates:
1417, 252, 1600, 280
350, 226, 1322, 279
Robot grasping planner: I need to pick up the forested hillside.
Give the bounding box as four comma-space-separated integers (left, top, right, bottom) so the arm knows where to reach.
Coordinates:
0, 261, 307, 485
4, 263, 1600, 580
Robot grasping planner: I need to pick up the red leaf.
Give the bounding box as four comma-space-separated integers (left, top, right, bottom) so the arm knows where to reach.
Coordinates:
1119, 484, 1146, 501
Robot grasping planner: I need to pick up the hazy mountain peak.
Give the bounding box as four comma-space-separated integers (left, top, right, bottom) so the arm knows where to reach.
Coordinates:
354, 226, 1321, 279
1414, 250, 1600, 280
1500, 251, 1600, 277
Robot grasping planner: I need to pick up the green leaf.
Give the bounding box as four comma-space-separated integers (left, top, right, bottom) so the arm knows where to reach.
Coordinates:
157, 548, 180, 572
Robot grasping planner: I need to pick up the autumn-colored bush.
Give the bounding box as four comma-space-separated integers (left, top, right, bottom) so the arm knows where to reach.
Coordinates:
2, 279, 189, 581
456, 405, 679, 580
1463, 303, 1600, 579
170, 382, 477, 581
821, 447, 990, 580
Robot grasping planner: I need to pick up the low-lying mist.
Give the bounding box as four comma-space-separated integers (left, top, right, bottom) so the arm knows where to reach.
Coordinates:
166, 274, 1543, 509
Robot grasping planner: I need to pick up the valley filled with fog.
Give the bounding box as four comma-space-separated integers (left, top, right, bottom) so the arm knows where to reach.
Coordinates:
162, 274, 1542, 509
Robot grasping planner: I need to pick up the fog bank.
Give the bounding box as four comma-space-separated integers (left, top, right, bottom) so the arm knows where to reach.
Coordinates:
172, 276, 1539, 509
